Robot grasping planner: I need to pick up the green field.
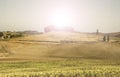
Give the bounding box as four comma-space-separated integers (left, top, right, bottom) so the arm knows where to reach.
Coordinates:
0, 59, 120, 77
0, 32, 120, 77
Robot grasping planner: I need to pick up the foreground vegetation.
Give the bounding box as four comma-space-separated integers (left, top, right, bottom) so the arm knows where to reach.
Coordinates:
0, 59, 120, 77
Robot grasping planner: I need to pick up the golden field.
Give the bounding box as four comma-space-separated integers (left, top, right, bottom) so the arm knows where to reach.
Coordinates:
0, 32, 120, 77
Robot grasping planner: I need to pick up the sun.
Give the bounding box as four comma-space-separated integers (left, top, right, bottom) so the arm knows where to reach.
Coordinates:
51, 10, 71, 29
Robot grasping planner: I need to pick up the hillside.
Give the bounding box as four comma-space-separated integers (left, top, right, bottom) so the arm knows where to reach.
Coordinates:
0, 31, 120, 77
14, 32, 103, 42
0, 32, 120, 61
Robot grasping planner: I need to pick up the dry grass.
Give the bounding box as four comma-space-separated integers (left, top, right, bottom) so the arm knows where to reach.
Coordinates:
0, 32, 119, 61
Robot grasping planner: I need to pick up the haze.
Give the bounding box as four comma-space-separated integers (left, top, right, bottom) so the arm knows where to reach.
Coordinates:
0, 0, 120, 32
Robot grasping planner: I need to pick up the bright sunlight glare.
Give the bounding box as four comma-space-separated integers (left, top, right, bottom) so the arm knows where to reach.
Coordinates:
51, 10, 71, 29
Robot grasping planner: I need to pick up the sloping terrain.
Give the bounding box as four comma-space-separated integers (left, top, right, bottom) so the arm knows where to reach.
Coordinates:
0, 32, 119, 61
14, 32, 103, 42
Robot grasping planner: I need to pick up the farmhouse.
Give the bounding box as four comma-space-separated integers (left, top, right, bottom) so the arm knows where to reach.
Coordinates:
44, 25, 74, 32
44, 25, 55, 32
64, 26, 74, 32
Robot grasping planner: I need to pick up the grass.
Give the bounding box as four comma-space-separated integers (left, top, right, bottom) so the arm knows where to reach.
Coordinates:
0, 32, 120, 77
0, 59, 120, 77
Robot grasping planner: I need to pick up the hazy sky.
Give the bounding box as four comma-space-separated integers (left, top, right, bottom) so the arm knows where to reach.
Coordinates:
0, 0, 120, 32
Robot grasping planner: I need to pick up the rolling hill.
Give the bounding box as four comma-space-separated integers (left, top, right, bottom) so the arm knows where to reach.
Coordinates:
0, 31, 120, 61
